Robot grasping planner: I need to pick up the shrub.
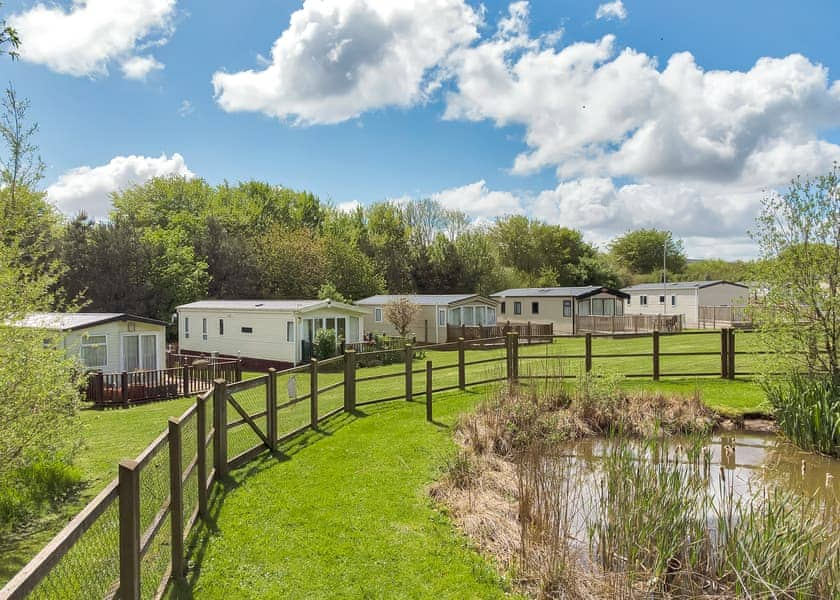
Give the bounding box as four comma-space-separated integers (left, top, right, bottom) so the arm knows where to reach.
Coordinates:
765, 373, 840, 457
313, 328, 338, 360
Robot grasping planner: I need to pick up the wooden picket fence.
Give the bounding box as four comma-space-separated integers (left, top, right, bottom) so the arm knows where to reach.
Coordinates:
4, 329, 770, 599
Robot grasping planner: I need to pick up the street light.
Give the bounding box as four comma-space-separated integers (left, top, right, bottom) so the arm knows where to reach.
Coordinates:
663, 236, 668, 315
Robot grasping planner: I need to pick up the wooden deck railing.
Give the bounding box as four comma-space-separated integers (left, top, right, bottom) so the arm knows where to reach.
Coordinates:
85, 359, 241, 407
575, 314, 683, 334
698, 305, 751, 328
446, 321, 552, 343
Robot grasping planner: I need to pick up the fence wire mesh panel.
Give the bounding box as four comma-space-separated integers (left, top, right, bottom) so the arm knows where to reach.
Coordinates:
354, 351, 408, 404
137, 438, 172, 599
180, 411, 199, 534
204, 394, 215, 484
274, 366, 312, 422
19, 488, 120, 600
314, 356, 344, 419
227, 379, 268, 460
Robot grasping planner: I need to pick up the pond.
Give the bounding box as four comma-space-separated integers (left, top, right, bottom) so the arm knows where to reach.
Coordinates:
560, 431, 839, 507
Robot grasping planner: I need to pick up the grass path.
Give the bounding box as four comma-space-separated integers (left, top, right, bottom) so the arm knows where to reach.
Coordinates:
168, 391, 521, 600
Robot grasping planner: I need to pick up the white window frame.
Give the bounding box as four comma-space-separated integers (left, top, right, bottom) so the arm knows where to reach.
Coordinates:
202, 317, 208, 341
286, 321, 295, 342
513, 301, 522, 315
80, 334, 108, 369
531, 301, 540, 315
562, 300, 572, 318
120, 332, 160, 371
219, 318, 224, 336
640, 295, 648, 306
659, 295, 666, 304
374, 307, 383, 323
671, 295, 676, 306
438, 309, 446, 327
184, 316, 189, 339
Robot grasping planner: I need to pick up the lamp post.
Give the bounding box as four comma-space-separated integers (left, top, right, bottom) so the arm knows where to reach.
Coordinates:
663, 237, 668, 315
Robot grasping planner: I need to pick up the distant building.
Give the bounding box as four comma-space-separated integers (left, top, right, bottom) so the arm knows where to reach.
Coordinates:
13, 313, 167, 372
490, 287, 629, 334
620, 281, 749, 328
355, 294, 497, 343
176, 300, 367, 368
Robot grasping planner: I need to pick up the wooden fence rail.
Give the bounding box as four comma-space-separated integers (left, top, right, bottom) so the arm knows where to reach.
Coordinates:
5, 328, 772, 599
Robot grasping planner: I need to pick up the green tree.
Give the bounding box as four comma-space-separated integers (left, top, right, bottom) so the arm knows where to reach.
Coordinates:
609, 229, 686, 275
318, 282, 349, 305
0, 85, 45, 213
254, 226, 326, 298
1, 2, 20, 59
678, 259, 751, 283
59, 221, 159, 316
0, 241, 82, 530
362, 203, 413, 293
751, 165, 840, 379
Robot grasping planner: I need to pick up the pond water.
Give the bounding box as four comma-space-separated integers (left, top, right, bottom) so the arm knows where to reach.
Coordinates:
556, 431, 839, 508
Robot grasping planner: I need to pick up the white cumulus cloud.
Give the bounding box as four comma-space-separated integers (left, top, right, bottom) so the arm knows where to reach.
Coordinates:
445, 10, 840, 185
596, 1, 627, 21
47, 153, 194, 220
431, 180, 524, 219
211, 0, 481, 125
9, 0, 177, 79
120, 55, 164, 80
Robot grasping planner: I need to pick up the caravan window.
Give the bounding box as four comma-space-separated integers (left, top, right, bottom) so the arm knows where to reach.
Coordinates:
81, 335, 107, 369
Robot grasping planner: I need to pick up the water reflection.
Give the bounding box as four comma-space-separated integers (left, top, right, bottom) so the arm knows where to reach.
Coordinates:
558, 432, 839, 506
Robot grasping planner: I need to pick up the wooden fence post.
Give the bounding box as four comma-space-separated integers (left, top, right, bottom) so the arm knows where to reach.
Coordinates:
196, 394, 208, 518
235, 360, 243, 383
213, 379, 228, 478
121, 371, 129, 406
405, 344, 413, 402
728, 328, 736, 380
512, 332, 519, 381
458, 337, 466, 390
425, 361, 433, 422
118, 460, 141, 600
505, 332, 513, 384
720, 328, 729, 379
182, 365, 191, 396
168, 418, 185, 580
585, 333, 593, 374
310, 359, 319, 428
267, 368, 277, 451
344, 349, 356, 412
652, 331, 660, 381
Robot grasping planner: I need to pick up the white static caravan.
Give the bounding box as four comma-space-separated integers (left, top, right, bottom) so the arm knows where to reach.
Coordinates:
620, 281, 749, 328
176, 300, 367, 367
14, 313, 168, 372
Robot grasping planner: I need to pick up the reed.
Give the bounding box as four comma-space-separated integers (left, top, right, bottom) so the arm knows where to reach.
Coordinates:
765, 373, 840, 457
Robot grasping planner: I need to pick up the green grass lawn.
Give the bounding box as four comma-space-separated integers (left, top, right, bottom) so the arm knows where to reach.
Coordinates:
168, 390, 522, 600
0, 397, 196, 586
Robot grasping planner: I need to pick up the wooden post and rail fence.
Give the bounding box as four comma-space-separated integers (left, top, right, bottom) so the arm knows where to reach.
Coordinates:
3, 328, 764, 599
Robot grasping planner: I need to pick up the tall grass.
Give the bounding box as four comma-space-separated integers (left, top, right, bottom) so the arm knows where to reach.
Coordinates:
765, 373, 840, 457
0, 456, 82, 532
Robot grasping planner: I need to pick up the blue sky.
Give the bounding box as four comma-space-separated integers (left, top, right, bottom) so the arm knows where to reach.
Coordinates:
3, 0, 840, 258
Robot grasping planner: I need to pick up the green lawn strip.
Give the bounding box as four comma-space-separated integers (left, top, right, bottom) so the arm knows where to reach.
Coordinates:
169, 390, 521, 600
0, 397, 196, 586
